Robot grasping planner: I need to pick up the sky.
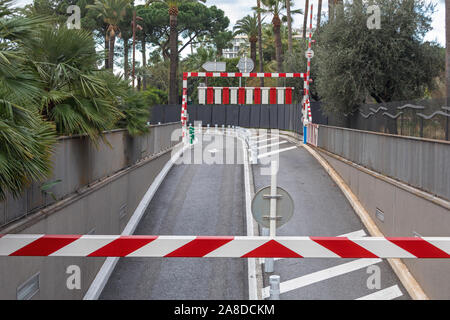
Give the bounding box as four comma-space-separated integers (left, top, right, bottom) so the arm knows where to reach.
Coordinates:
12, 0, 446, 48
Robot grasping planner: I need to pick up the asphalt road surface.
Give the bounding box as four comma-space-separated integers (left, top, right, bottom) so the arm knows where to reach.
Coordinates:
101, 133, 247, 299
251, 131, 410, 300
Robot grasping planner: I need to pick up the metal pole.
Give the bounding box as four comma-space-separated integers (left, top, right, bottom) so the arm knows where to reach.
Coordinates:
269, 275, 280, 300
262, 228, 273, 273
269, 161, 278, 237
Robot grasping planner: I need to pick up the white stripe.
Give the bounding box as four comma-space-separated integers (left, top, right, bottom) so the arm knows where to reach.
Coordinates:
356, 285, 403, 300
268, 230, 367, 262
126, 236, 196, 257
423, 237, 450, 255
205, 238, 268, 257
257, 146, 297, 159
0, 234, 43, 255
51, 235, 120, 256
256, 141, 288, 150
278, 238, 340, 258
262, 258, 382, 298
351, 238, 416, 258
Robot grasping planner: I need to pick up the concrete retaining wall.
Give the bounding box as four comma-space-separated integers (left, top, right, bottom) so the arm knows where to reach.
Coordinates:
1, 122, 180, 228
0, 123, 181, 299
318, 125, 450, 201
314, 126, 450, 299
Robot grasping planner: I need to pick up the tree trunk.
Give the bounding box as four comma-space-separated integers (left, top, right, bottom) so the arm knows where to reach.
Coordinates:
109, 35, 115, 72
105, 35, 109, 69
124, 37, 129, 79
257, 0, 264, 87
286, 0, 293, 54
142, 36, 147, 91
329, 0, 334, 23
250, 40, 257, 67
169, 13, 179, 104
446, 0, 450, 105
317, 0, 322, 28
273, 17, 283, 73
303, 0, 309, 40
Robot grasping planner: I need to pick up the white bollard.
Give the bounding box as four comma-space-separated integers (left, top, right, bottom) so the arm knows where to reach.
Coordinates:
269, 275, 280, 300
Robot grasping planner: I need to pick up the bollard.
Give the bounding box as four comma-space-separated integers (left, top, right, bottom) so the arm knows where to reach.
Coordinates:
269, 275, 280, 300
262, 228, 274, 273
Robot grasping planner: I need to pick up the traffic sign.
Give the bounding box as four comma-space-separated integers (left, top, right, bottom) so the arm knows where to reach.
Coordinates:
305, 49, 314, 59
237, 57, 254, 73
202, 61, 226, 72
251, 186, 294, 229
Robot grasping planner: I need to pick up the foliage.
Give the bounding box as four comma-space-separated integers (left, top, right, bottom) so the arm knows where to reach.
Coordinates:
0, 4, 57, 199
315, 0, 445, 115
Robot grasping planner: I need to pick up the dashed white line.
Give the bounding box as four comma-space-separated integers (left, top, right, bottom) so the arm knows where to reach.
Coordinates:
257, 146, 297, 159
262, 258, 383, 299
249, 137, 279, 146
356, 285, 403, 300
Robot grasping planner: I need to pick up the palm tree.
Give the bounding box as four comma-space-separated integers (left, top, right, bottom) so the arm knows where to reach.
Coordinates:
317, 0, 322, 27
258, 0, 286, 73
256, 0, 264, 86
302, 0, 309, 40
285, 0, 293, 54
25, 27, 124, 139
88, 0, 131, 72
234, 15, 259, 65
147, 0, 205, 105
0, 7, 56, 199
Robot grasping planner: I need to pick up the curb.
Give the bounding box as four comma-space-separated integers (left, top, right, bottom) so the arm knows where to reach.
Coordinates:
301, 142, 429, 300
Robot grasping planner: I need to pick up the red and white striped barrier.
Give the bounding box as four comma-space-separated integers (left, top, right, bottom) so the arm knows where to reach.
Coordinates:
198, 87, 294, 105
1, 235, 450, 258
181, 72, 306, 139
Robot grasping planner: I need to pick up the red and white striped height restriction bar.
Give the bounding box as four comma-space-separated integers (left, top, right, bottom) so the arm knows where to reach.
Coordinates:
1, 235, 450, 258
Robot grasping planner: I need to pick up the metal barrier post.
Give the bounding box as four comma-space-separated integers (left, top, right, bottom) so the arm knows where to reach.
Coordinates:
269, 275, 280, 300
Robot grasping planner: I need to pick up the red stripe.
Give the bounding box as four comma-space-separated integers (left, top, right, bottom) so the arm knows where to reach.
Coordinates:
183, 72, 188, 80
235, 73, 242, 77
254, 87, 261, 104
223, 87, 230, 104
10, 235, 81, 256
88, 236, 157, 257
165, 236, 234, 257
279, 73, 286, 78
206, 72, 213, 77
269, 88, 277, 104
294, 73, 303, 78
311, 237, 378, 258
207, 87, 214, 104
264, 73, 272, 78
388, 238, 450, 258
250, 73, 257, 77
285, 88, 292, 104
242, 240, 302, 258
238, 87, 246, 104
220, 72, 228, 77
191, 72, 198, 77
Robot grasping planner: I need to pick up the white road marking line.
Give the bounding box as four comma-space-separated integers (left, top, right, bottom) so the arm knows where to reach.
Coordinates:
356, 285, 403, 300
257, 146, 297, 159
339, 229, 367, 238
256, 141, 288, 150
249, 137, 279, 146
262, 258, 382, 299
